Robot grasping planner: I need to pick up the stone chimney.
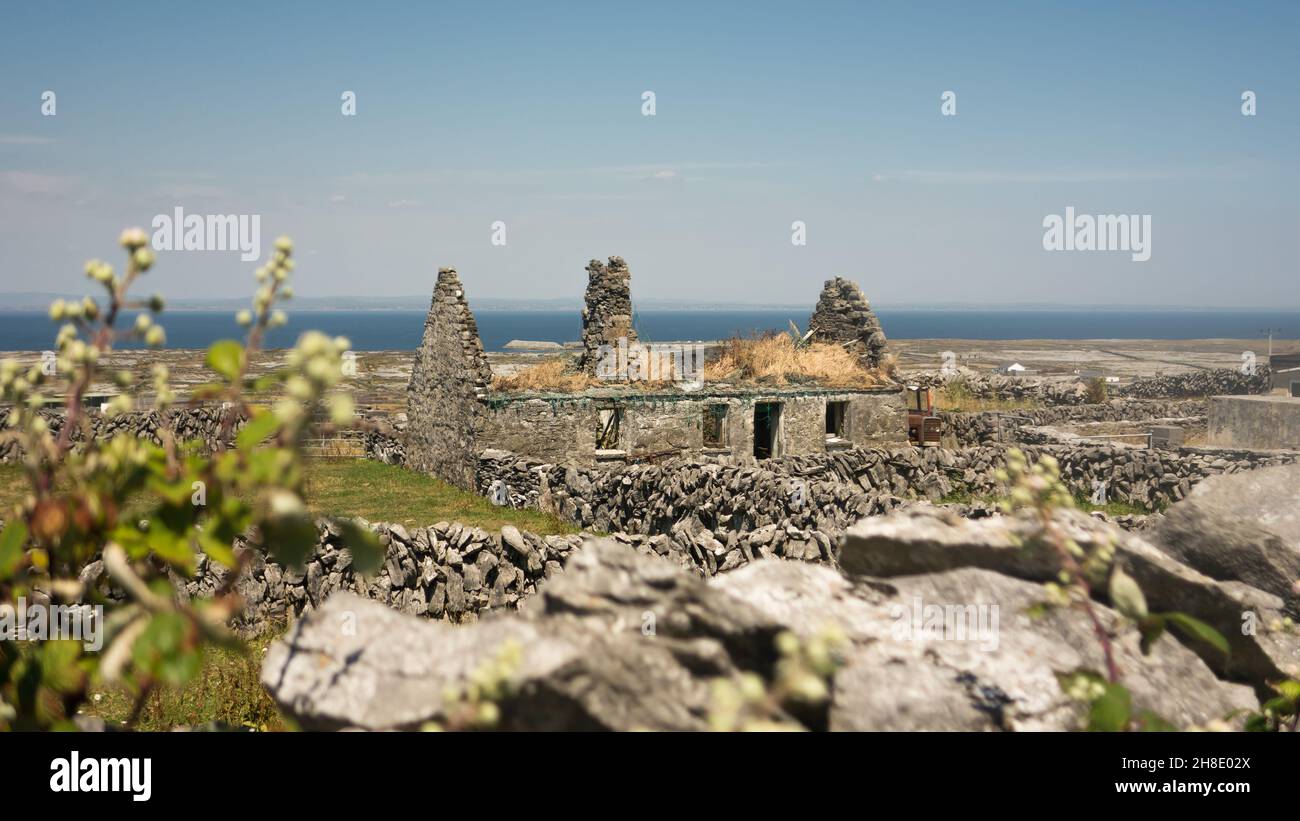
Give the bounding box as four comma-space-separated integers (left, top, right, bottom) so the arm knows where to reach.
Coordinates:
405, 267, 492, 490
808, 277, 888, 369
577, 256, 637, 374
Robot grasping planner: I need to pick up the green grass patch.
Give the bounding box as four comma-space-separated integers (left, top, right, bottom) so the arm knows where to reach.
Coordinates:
0, 457, 577, 535
1071, 494, 1156, 517
934, 381, 1044, 413
300, 457, 576, 534
82, 631, 290, 731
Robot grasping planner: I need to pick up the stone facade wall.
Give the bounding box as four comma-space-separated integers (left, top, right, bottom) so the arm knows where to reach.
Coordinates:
576, 256, 637, 374
479, 389, 906, 465
0, 405, 244, 463
405, 267, 493, 490
807, 277, 888, 368
1207, 395, 1300, 450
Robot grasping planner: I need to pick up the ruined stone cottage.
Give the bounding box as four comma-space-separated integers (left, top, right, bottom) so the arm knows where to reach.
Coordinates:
406, 260, 904, 488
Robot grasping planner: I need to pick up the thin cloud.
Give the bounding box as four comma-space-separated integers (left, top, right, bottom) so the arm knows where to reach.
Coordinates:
0, 170, 79, 194
339, 161, 773, 187
0, 134, 53, 146
877, 169, 1196, 184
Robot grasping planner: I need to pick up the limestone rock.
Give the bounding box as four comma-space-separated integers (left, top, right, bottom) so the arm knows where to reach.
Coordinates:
841, 505, 1300, 696
264, 538, 1258, 731
1148, 462, 1300, 604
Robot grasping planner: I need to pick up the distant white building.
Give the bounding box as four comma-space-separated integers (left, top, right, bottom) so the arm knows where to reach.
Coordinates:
1001, 362, 1026, 375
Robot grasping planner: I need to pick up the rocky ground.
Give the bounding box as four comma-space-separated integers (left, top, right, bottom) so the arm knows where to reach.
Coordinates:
259, 462, 1300, 731
5, 338, 1295, 407
889, 338, 1299, 379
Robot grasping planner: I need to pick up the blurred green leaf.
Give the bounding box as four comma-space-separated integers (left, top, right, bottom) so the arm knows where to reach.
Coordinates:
38, 640, 84, 694
1133, 709, 1177, 732
260, 514, 318, 569
236, 411, 280, 451
195, 528, 237, 569
1087, 683, 1131, 732
1273, 679, 1300, 704
1163, 612, 1230, 658
338, 519, 382, 574
0, 519, 29, 579
206, 339, 245, 382
133, 612, 201, 686
1137, 615, 1166, 656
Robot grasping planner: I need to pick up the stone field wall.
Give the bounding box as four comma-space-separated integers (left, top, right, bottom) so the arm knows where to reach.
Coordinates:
153, 517, 841, 633
940, 399, 1207, 446
0, 405, 243, 463
904, 367, 1271, 407
477, 442, 1299, 537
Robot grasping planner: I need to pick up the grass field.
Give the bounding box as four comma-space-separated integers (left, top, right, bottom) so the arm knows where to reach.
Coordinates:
0, 457, 576, 535
933, 386, 1044, 413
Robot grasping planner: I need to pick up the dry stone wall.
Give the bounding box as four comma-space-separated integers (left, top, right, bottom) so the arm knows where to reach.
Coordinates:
905, 367, 1271, 407
0, 405, 243, 463
940, 399, 1207, 446
1120, 367, 1271, 399
152, 516, 840, 633
478, 442, 1299, 538
157, 520, 586, 632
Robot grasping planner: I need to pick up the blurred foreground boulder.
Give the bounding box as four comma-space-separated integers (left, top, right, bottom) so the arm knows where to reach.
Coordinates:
264, 529, 1257, 730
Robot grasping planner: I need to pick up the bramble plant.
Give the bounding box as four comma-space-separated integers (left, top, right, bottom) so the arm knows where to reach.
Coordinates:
0, 230, 380, 731
996, 448, 1230, 731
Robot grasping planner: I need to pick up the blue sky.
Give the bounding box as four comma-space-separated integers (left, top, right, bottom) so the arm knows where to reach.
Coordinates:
1, 0, 1297, 307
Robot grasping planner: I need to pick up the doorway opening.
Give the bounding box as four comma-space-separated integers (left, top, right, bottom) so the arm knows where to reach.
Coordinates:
753, 402, 781, 460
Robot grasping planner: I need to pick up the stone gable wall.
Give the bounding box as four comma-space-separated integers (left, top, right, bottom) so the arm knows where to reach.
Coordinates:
807, 277, 888, 368
576, 256, 637, 374
405, 267, 493, 490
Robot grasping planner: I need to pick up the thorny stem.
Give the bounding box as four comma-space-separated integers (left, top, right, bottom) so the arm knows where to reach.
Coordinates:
125, 678, 154, 730
1039, 510, 1121, 683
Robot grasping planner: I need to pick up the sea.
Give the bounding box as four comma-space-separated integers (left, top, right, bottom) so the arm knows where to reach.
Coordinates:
0, 309, 1297, 352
